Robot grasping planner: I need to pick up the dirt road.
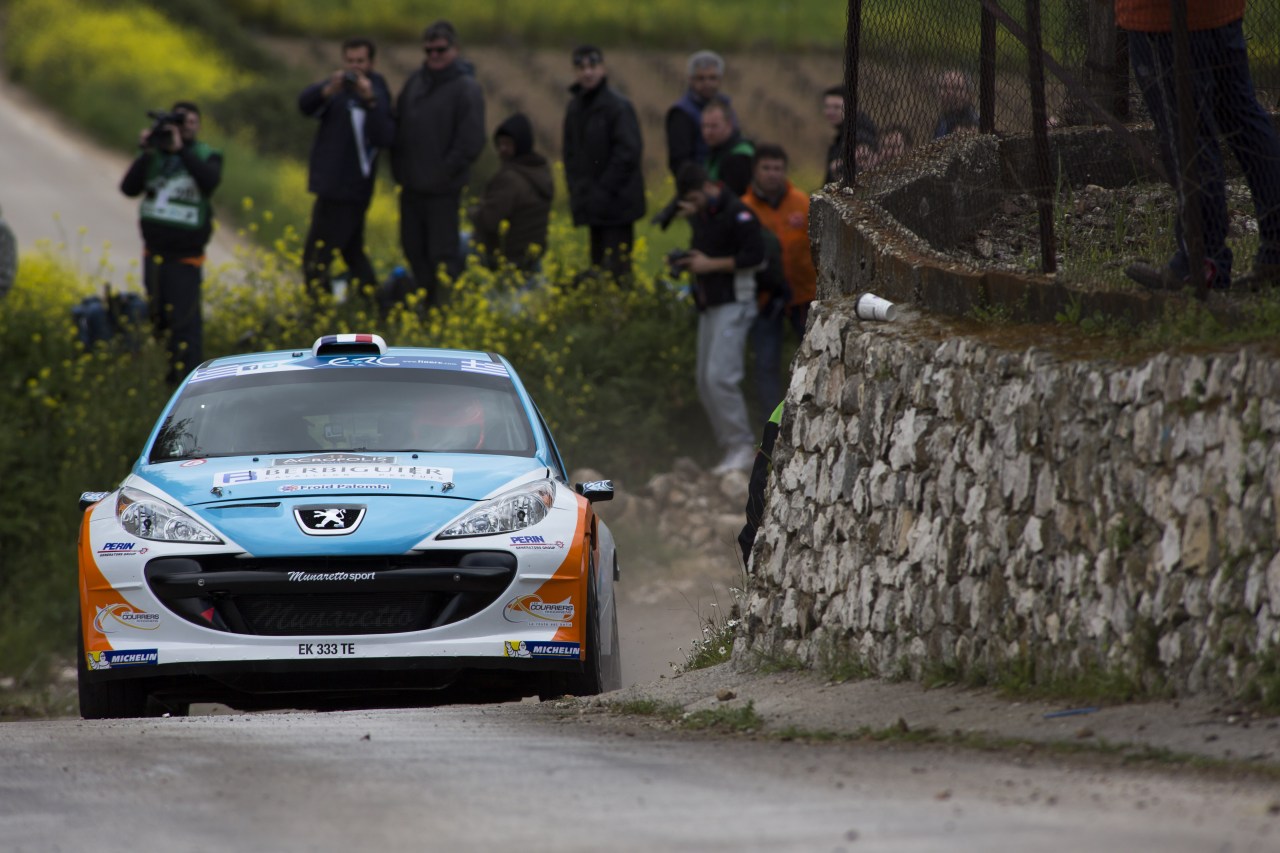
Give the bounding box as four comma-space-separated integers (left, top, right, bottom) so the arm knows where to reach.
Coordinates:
3, 704, 1277, 853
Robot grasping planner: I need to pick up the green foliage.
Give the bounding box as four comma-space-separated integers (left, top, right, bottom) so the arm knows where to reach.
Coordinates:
610, 698, 683, 720
0, 255, 174, 677
816, 635, 873, 684
681, 700, 762, 732
222, 0, 852, 51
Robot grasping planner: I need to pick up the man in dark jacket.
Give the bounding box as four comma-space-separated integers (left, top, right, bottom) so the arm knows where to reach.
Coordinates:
822, 84, 877, 186
468, 113, 553, 274
701, 96, 754, 197
671, 162, 766, 475
120, 101, 221, 384
391, 20, 486, 309
666, 50, 731, 177
562, 45, 645, 282
299, 37, 395, 300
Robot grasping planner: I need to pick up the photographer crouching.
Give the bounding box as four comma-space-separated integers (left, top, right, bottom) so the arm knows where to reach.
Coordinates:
120, 101, 222, 383
669, 162, 766, 475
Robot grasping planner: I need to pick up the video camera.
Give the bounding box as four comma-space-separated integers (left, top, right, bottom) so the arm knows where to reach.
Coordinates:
144, 108, 186, 149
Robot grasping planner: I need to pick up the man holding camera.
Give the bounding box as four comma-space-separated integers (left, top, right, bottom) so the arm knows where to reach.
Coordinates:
671, 162, 766, 475
120, 101, 221, 383
299, 37, 395, 301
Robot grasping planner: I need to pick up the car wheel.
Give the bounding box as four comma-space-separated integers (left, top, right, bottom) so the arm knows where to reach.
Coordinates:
77, 624, 150, 719
541, 553, 606, 699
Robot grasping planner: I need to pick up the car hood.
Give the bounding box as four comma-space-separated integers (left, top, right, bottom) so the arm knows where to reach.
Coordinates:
135, 453, 548, 506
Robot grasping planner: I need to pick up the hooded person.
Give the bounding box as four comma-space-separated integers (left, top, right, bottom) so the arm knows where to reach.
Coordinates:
468, 113, 553, 273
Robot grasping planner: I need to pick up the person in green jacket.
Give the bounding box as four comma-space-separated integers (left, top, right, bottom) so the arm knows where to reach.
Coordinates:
120, 101, 222, 383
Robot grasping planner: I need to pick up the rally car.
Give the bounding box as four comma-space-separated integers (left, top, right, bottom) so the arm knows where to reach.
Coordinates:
77, 334, 621, 718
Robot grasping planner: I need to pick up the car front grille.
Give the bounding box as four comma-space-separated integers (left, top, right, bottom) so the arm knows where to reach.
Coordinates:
144, 551, 517, 637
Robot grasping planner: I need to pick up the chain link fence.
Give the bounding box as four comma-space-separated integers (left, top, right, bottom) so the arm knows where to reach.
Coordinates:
841, 0, 1280, 294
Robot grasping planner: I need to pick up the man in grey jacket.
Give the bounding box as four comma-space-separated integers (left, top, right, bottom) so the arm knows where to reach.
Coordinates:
391, 20, 485, 309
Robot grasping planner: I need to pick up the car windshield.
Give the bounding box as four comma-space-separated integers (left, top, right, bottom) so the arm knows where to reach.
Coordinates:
149, 367, 536, 462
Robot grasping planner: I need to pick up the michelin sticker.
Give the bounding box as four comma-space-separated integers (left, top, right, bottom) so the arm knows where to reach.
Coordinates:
85, 649, 159, 671
216, 465, 452, 485
503, 641, 580, 659
503, 594, 574, 626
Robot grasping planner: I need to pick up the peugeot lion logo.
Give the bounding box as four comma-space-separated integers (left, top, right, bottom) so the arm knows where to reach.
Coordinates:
293, 504, 366, 536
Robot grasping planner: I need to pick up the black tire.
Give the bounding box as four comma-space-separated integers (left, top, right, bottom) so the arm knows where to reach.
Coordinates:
77, 625, 151, 719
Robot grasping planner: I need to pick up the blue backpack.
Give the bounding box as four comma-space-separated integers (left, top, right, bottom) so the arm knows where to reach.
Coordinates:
72, 287, 149, 351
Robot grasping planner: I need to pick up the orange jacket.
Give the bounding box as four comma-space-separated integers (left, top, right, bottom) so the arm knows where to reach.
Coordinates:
1115, 0, 1243, 32
741, 181, 817, 306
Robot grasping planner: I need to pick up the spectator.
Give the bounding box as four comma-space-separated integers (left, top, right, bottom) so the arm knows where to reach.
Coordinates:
701, 96, 754, 197
0, 202, 15, 299
741, 143, 817, 417
672, 162, 766, 475
666, 50, 732, 176
1120, 0, 1280, 292
562, 45, 646, 282
298, 37, 395, 301
876, 124, 914, 164
391, 20, 486, 309
822, 84, 877, 185
119, 102, 221, 384
468, 113, 553, 275
933, 70, 979, 139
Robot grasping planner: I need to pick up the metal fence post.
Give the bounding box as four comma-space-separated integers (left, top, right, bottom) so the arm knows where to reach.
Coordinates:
1026, 0, 1056, 274
842, 0, 863, 188
980, 3, 996, 134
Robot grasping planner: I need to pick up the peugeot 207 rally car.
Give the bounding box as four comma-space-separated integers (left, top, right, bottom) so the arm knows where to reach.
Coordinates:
77, 334, 621, 718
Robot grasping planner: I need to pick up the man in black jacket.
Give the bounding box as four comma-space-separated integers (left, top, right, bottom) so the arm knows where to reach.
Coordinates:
822, 84, 877, 186
562, 45, 645, 282
672, 162, 766, 475
299, 37, 395, 300
666, 50, 730, 177
391, 20, 486, 309
120, 101, 221, 383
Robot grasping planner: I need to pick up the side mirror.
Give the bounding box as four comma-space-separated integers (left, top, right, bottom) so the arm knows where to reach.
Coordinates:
80, 491, 111, 512
574, 480, 614, 503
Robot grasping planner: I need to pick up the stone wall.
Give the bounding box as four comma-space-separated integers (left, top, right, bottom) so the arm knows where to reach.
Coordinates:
740, 301, 1280, 698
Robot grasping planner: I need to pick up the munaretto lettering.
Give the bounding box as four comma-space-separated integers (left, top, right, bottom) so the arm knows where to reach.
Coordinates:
287, 571, 376, 582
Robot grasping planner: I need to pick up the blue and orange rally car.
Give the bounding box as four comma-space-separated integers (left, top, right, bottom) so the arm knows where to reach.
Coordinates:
77, 334, 621, 717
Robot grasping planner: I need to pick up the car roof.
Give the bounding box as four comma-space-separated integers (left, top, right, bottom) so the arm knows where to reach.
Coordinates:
203, 345, 498, 368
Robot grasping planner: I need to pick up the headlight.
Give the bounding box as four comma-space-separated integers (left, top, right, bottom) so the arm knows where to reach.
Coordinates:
437, 479, 556, 539
117, 487, 222, 543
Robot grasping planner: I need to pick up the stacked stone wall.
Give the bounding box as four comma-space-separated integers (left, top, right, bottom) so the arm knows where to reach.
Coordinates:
741, 303, 1280, 697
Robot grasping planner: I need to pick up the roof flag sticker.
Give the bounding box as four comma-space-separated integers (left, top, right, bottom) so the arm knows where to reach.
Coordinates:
460, 358, 509, 377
